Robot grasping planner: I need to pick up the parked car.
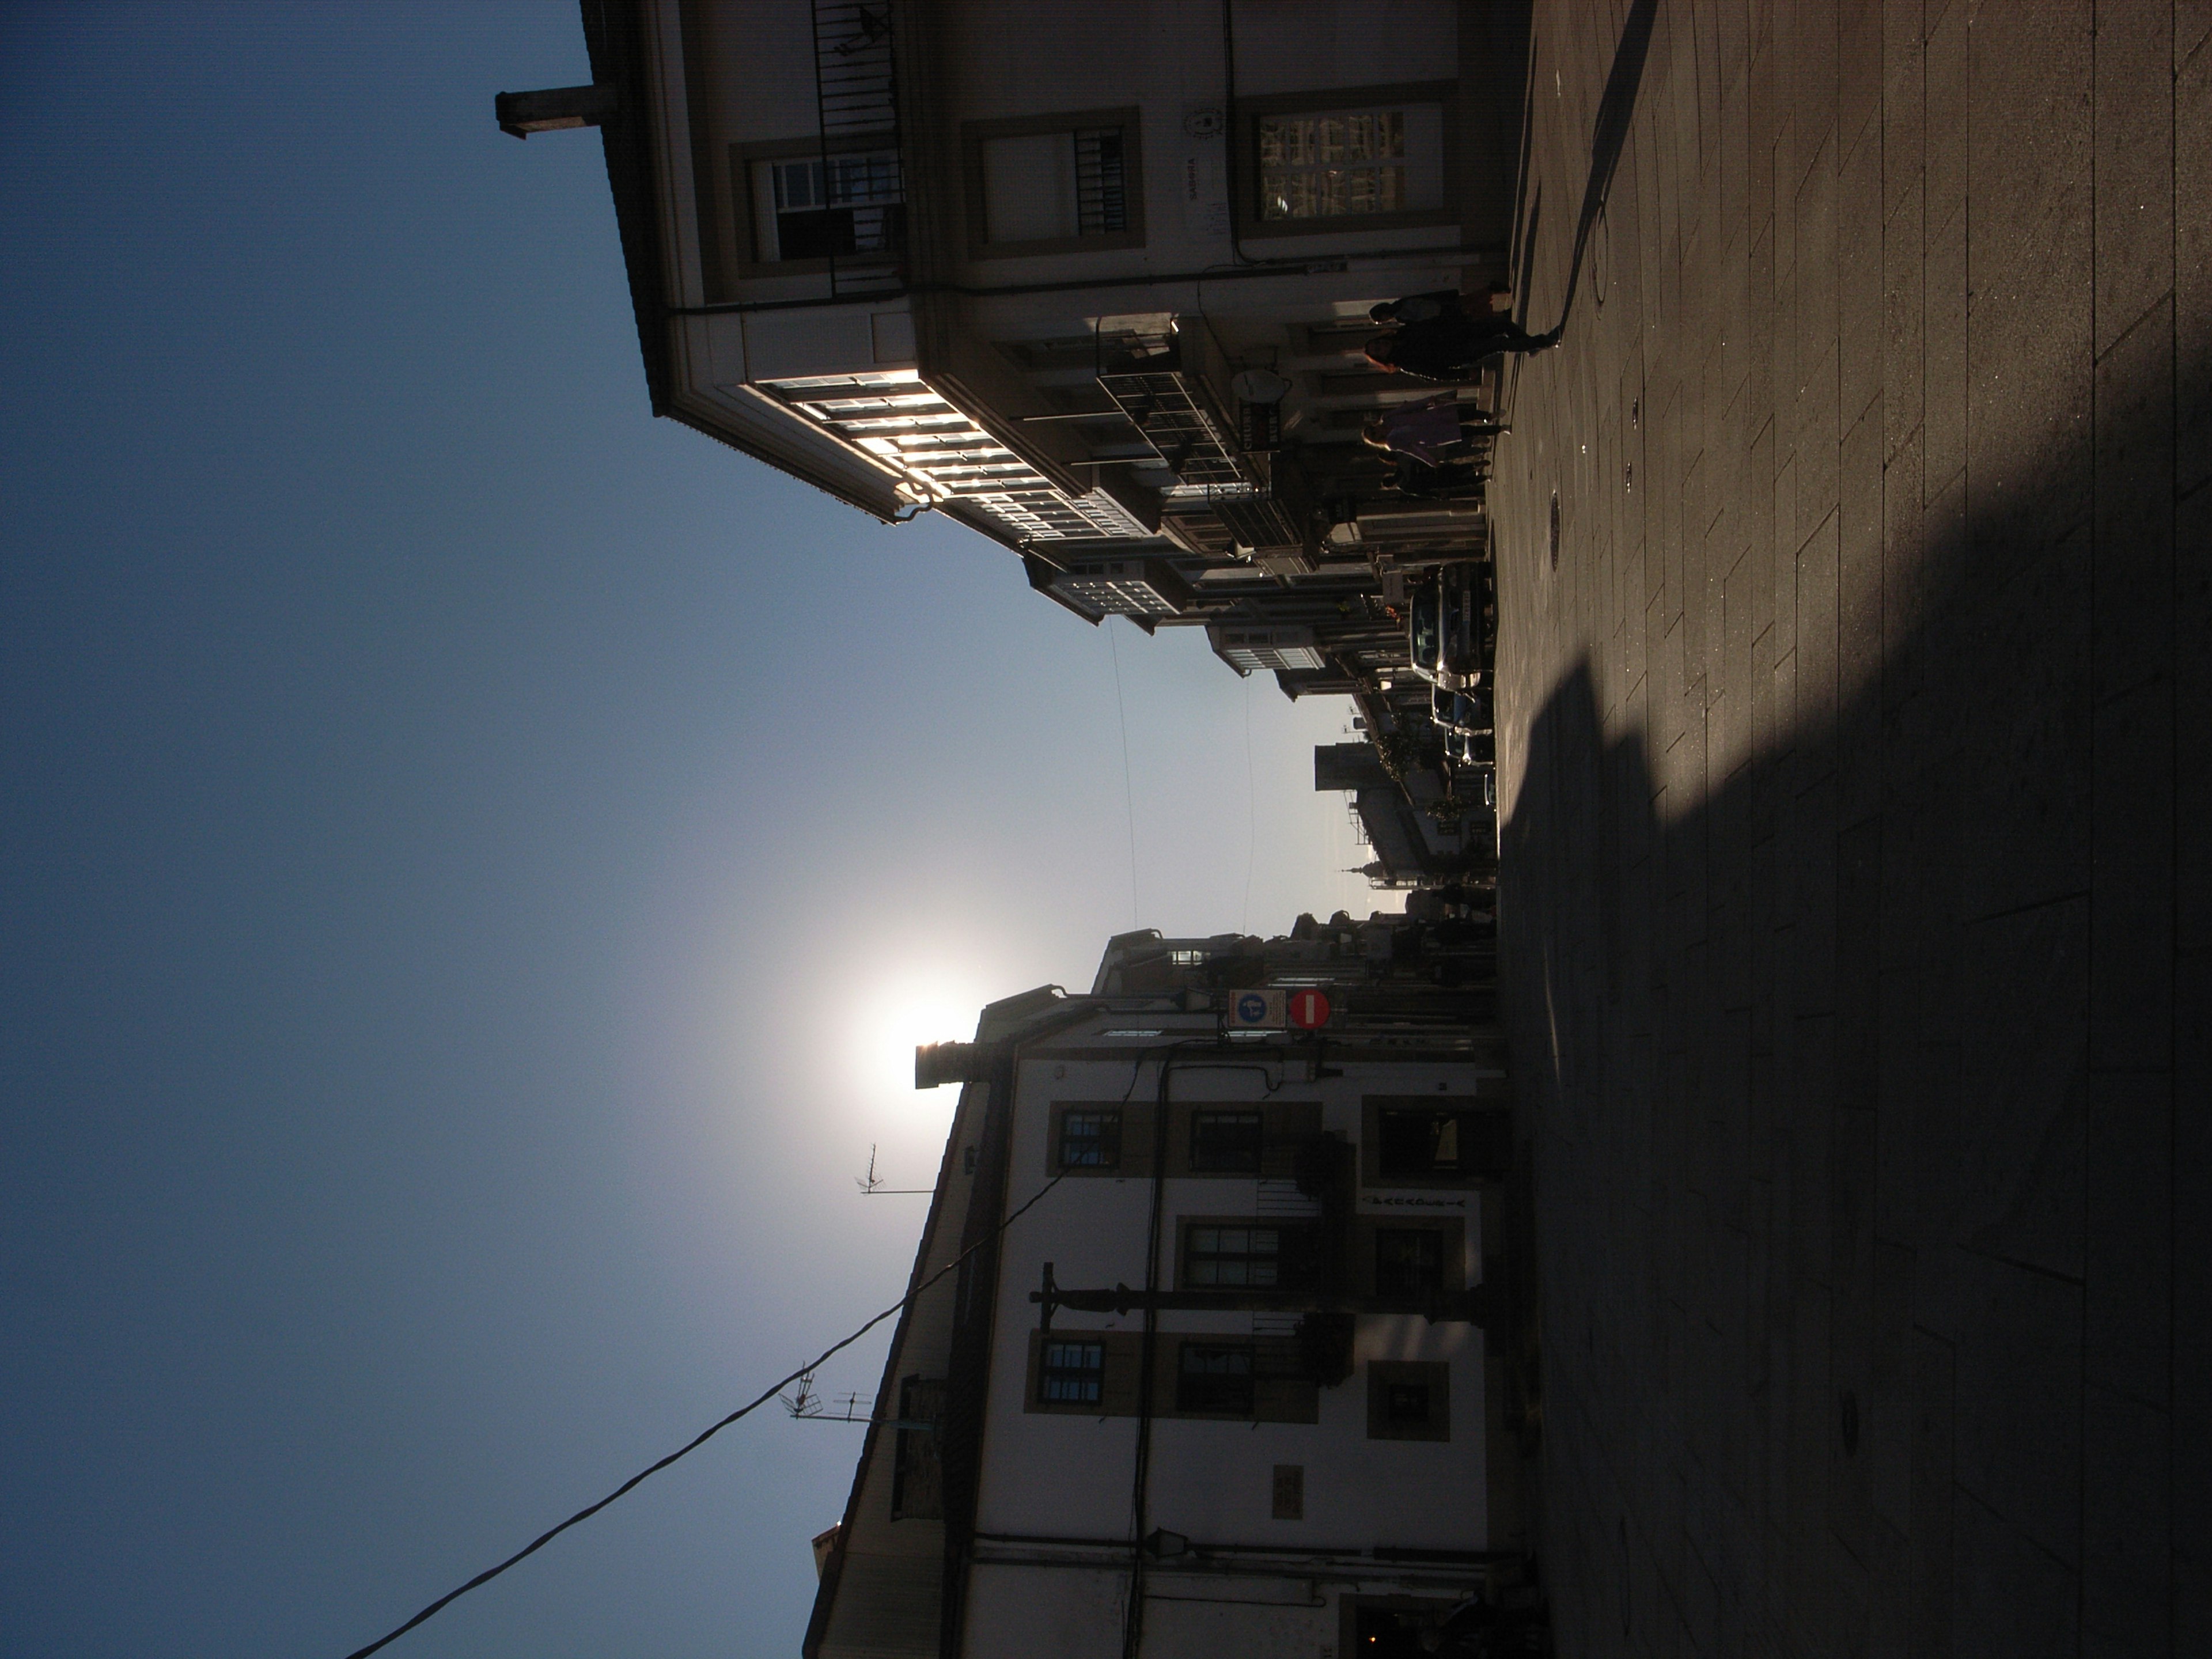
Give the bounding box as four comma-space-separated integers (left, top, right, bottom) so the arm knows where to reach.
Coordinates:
1407, 561, 1494, 694
1431, 685, 1493, 736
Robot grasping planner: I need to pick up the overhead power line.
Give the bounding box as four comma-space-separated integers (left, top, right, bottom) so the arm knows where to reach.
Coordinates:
339, 1170, 1071, 1659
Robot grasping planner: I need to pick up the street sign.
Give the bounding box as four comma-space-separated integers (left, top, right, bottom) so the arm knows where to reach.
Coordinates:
1287, 988, 1332, 1030
1227, 988, 1285, 1029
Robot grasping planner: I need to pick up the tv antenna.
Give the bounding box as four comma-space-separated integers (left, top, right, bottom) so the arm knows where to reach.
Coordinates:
855, 1144, 931, 1196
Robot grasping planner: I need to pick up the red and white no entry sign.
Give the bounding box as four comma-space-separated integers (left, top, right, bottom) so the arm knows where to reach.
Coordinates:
1287, 988, 1332, 1029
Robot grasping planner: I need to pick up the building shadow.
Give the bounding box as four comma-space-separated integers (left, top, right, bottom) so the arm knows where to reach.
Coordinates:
1495, 334, 2203, 1649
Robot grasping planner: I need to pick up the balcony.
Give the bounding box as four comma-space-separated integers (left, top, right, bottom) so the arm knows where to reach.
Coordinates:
1093, 323, 1256, 491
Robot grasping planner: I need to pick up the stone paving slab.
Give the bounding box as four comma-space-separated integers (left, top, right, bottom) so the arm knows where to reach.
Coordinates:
1487, 2, 2203, 1653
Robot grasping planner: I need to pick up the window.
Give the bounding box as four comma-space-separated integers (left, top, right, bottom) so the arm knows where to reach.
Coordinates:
1039, 1340, 1105, 1405
1058, 1109, 1122, 1169
982, 126, 1127, 240
1184, 1224, 1285, 1286
964, 109, 1145, 257
1255, 104, 1444, 221
1374, 1105, 1510, 1181
1410, 585, 1442, 672
889, 1377, 944, 1520
1366, 1359, 1450, 1441
749, 150, 904, 262
1189, 1109, 1264, 1173
1374, 1228, 1445, 1299
1271, 1463, 1305, 1521
1176, 1343, 1255, 1415
1386, 1380, 1431, 1424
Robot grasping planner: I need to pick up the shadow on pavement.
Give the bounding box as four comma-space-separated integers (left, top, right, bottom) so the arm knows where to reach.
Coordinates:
1552, 0, 1657, 334
1495, 328, 2205, 1649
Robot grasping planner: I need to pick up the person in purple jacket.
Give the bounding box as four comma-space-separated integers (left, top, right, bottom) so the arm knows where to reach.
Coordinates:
1361, 395, 1508, 467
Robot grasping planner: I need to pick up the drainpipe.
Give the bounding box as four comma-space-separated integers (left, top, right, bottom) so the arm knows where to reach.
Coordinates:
1120, 1047, 1180, 1659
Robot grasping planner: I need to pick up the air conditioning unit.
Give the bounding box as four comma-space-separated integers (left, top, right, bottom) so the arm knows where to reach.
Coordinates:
1206, 624, 1327, 675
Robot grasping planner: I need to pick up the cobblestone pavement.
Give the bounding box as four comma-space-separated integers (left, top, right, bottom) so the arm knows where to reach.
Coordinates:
1487, 2, 2207, 1653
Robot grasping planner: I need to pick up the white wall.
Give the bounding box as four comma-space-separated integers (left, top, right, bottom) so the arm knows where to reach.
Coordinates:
972, 1026, 1492, 1556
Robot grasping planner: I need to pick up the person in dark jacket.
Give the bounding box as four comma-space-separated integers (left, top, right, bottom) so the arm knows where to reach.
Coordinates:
1368, 287, 1464, 324
1366, 279, 1512, 324
1365, 312, 1559, 380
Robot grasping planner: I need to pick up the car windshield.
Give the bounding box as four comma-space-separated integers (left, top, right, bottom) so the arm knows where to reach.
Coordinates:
1410, 588, 1441, 667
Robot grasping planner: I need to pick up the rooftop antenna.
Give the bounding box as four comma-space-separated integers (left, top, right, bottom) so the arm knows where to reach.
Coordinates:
780, 1369, 821, 1419
855, 1144, 931, 1196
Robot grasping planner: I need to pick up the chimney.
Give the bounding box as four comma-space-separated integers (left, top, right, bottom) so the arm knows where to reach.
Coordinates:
494, 83, 620, 139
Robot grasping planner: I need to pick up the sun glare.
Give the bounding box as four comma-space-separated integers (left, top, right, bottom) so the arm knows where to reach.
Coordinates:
859, 972, 991, 1109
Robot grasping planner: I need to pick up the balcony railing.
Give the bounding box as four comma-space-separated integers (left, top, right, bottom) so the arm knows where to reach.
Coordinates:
810, 0, 904, 296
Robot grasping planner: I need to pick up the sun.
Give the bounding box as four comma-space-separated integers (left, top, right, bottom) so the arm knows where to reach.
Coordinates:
857, 971, 990, 1107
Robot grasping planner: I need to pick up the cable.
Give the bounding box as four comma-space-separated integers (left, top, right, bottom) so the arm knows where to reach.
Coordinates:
339, 1173, 1074, 1659
1241, 676, 1256, 937
1107, 620, 1141, 927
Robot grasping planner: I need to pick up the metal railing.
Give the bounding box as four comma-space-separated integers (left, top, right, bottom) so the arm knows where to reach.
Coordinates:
810, 0, 906, 296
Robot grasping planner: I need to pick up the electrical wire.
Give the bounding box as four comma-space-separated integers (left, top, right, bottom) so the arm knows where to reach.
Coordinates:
338, 1172, 1074, 1659
1107, 620, 1141, 928
1241, 676, 1256, 937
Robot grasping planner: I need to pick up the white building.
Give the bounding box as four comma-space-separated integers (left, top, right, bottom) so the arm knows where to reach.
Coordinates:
511, 0, 1528, 701
804, 923, 1527, 1659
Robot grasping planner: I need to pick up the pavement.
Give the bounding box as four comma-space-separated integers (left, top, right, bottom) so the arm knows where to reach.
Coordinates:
1487, 1, 2208, 1653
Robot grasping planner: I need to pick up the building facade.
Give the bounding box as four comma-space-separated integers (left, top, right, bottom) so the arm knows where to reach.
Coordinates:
804, 917, 1525, 1658
511, 1, 1528, 863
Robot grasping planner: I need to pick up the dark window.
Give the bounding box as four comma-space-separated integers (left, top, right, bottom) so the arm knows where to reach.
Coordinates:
1377, 1107, 1510, 1179
1176, 1344, 1255, 1414
1073, 127, 1128, 233
1271, 1463, 1305, 1520
1059, 1109, 1122, 1170
1374, 1228, 1445, 1298
1410, 585, 1441, 669
1039, 1340, 1105, 1405
760, 153, 904, 260
889, 1377, 944, 1520
1366, 1359, 1449, 1441
1385, 1380, 1433, 1426
1184, 1224, 1282, 1286
1190, 1109, 1264, 1173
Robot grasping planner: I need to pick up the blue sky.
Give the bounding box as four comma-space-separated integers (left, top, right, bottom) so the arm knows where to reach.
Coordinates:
0, 5, 1384, 1656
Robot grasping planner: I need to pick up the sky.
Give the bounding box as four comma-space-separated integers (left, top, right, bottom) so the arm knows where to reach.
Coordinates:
0, 5, 1391, 1656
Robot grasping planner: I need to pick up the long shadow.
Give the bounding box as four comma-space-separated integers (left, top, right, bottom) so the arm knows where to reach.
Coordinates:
1497, 333, 2204, 1646
1547, 0, 1658, 334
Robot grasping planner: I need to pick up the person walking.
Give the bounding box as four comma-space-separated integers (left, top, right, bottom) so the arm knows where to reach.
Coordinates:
1366, 278, 1513, 325
1361, 393, 1507, 467
1365, 312, 1559, 380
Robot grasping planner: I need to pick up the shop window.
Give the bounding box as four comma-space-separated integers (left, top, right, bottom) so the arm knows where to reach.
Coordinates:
1255, 104, 1443, 221
1373, 1104, 1511, 1181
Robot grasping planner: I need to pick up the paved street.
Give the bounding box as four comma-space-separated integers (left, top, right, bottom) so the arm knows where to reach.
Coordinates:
1488, 2, 2207, 1653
